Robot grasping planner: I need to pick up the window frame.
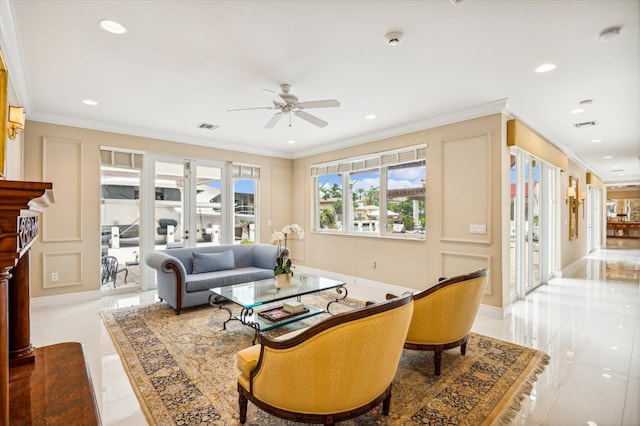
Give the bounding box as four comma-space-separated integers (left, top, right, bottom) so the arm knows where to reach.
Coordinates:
312, 145, 426, 240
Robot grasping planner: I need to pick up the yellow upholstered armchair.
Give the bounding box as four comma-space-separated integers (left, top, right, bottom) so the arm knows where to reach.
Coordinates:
388, 268, 488, 376
236, 293, 414, 425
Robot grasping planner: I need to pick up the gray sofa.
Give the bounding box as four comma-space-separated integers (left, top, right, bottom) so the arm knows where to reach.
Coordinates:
145, 244, 281, 314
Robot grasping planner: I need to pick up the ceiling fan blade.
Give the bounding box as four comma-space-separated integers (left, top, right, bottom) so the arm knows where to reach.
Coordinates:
265, 112, 283, 129
226, 106, 274, 112
294, 110, 328, 128
296, 99, 340, 109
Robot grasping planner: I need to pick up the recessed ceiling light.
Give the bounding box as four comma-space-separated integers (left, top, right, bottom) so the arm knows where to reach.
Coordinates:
82, 99, 98, 106
535, 63, 556, 73
603, 155, 612, 159
591, 139, 602, 143
99, 19, 127, 35
287, 140, 295, 144
365, 114, 377, 120
597, 26, 621, 42
570, 108, 585, 114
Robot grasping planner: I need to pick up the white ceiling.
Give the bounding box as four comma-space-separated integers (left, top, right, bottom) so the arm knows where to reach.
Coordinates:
2, 0, 639, 186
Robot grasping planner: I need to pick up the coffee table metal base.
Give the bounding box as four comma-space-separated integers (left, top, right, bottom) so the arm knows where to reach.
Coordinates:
208, 285, 347, 344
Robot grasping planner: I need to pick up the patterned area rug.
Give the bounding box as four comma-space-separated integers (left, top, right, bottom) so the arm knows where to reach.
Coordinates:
100, 293, 549, 425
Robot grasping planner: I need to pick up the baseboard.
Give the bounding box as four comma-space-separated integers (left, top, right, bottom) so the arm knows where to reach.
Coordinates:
31, 290, 102, 308
557, 257, 584, 278
478, 303, 510, 319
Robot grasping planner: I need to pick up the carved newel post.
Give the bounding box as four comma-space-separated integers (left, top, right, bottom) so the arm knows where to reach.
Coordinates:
0, 180, 53, 426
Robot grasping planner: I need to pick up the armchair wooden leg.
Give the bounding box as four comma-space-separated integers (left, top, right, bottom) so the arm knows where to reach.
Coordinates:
434, 350, 442, 376
461, 341, 467, 356
324, 415, 335, 425
382, 387, 392, 415
238, 390, 248, 424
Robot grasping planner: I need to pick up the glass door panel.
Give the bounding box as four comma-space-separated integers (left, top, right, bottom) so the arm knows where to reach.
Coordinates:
100, 165, 141, 292
523, 157, 531, 292
512, 150, 548, 300
509, 154, 517, 302
154, 161, 185, 249
195, 164, 223, 246
528, 159, 541, 291
234, 178, 257, 243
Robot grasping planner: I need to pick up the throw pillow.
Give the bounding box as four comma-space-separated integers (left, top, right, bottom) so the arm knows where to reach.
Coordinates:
192, 250, 235, 274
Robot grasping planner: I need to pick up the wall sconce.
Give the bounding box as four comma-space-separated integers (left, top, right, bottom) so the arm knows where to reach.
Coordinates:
579, 191, 586, 217
7, 106, 25, 140
565, 186, 576, 204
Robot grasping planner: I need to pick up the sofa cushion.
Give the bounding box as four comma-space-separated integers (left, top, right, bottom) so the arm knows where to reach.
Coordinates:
185, 267, 274, 293
252, 244, 280, 270
192, 250, 235, 274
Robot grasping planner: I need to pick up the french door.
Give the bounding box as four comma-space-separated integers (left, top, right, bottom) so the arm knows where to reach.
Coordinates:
511, 149, 556, 300
151, 157, 227, 249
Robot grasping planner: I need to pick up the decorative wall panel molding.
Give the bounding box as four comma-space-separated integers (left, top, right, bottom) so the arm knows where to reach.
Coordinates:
42, 251, 83, 288
441, 132, 491, 244
440, 251, 492, 295
42, 137, 83, 241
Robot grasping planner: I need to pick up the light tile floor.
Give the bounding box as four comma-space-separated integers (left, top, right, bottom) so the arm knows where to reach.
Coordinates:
29, 247, 639, 425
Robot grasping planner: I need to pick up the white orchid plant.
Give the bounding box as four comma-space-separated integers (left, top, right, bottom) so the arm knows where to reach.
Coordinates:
271, 224, 304, 276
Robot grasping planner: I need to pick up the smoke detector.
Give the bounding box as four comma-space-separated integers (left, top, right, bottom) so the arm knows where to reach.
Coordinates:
386, 31, 403, 46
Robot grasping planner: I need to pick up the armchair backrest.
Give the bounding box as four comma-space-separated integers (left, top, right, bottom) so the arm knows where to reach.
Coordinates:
250, 293, 414, 415
406, 269, 488, 345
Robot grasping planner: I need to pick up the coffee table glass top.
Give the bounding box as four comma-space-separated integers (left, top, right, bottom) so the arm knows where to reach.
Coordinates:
210, 275, 344, 308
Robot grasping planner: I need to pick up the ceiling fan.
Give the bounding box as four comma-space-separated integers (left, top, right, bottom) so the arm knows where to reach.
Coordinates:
227, 83, 340, 129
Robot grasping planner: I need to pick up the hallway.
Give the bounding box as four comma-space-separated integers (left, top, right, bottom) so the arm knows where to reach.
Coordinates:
472, 246, 640, 425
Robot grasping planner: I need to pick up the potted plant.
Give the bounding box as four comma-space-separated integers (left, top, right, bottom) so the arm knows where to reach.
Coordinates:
271, 224, 304, 287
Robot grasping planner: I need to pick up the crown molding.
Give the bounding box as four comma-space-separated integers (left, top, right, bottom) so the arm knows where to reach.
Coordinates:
291, 99, 510, 159
29, 100, 512, 162
0, 0, 32, 111
28, 112, 293, 159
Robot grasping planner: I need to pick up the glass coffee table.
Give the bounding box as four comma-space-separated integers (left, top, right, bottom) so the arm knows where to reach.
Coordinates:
209, 275, 347, 344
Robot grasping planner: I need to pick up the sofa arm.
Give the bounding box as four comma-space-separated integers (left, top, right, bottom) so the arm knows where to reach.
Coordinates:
145, 251, 188, 280
145, 251, 189, 315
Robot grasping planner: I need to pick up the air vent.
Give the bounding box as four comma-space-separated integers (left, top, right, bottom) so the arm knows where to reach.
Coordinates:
574, 121, 597, 128
199, 123, 219, 131
612, 168, 624, 173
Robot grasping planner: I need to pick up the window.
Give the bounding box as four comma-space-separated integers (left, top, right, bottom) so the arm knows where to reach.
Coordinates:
233, 164, 259, 243
312, 145, 426, 239
387, 161, 425, 234
317, 173, 343, 230
349, 169, 380, 233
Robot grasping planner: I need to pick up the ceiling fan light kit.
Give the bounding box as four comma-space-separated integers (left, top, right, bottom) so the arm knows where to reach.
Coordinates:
227, 83, 340, 129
